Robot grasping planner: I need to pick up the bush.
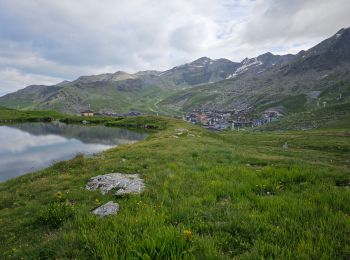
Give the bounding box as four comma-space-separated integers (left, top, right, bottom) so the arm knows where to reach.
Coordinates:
38, 202, 74, 228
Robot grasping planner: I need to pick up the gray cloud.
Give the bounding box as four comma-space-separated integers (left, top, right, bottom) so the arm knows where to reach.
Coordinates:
0, 0, 349, 95
0, 68, 63, 96
236, 0, 350, 53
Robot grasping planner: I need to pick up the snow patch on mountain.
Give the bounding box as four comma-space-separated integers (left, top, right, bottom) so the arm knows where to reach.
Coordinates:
226, 58, 263, 79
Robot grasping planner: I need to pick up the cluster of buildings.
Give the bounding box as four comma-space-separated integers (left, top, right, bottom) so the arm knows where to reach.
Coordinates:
183, 109, 234, 130
80, 110, 141, 117
253, 110, 283, 126
183, 109, 282, 130
80, 106, 283, 131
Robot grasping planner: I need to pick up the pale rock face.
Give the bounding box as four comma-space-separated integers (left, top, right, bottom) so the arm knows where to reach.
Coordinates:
92, 201, 119, 217
86, 173, 145, 195
87, 173, 146, 217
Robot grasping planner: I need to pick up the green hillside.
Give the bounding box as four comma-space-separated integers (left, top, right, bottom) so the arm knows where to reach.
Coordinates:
259, 103, 350, 131
0, 57, 239, 115
0, 112, 349, 259
0, 84, 175, 115
0, 107, 64, 121
1, 28, 350, 118
160, 67, 350, 115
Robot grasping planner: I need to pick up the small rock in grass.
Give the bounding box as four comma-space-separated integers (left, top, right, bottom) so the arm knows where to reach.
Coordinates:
174, 128, 189, 136
92, 201, 119, 217
86, 173, 145, 196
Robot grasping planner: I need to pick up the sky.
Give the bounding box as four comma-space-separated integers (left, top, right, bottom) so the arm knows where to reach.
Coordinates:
0, 0, 350, 96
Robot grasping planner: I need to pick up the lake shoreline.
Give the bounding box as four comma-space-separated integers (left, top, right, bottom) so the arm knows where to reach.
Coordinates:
0, 107, 349, 259
0, 122, 148, 182
0, 107, 168, 131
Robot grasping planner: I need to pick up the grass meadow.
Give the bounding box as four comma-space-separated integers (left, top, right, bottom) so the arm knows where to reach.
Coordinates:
0, 110, 349, 259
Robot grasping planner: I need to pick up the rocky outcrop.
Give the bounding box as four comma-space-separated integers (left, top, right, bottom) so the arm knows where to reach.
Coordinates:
86, 173, 145, 217
86, 173, 145, 196
92, 201, 119, 217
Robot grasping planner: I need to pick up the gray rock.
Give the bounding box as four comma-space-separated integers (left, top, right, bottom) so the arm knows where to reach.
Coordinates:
92, 201, 119, 217
86, 173, 145, 196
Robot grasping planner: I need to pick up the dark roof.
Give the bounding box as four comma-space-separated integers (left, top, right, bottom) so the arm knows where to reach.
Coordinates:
81, 110, 94, 113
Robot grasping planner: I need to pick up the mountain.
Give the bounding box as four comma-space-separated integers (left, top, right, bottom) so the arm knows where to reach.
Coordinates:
158, 57, 239, 85
160, 27, 350, 114
227, 52, 295, 78
0, 57, 239, 114
0, 27, 350, 115
73, 71, 138, 84
283, 28, 350, 74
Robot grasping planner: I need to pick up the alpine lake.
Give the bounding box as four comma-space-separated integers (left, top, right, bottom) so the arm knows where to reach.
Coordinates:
0, 122, 147, 182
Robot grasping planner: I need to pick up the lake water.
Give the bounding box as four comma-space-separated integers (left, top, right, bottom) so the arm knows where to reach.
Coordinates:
0, 122, 147, 182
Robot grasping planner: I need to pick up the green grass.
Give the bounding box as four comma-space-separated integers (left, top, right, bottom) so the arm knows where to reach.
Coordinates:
0, 84, 177, 115
105, 115, 169, 130
0, 107, 166, 130
258, 94, 308, 114
319, 77, 350, 105
0, 107, 65, 121
259, 102, 350, 131
0, 111, 349, 259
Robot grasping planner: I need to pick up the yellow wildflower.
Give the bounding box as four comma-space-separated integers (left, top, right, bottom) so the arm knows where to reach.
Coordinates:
55, 191, 63, 199
183, 229, 192, 242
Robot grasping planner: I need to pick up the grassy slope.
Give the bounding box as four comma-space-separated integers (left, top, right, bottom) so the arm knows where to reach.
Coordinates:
74, 85, 172, 114
0, 107, 65, 121
0, 107, 168, 131
0, 113, 349, 259
257, 94, 308, 114
0, 84, 175, 115
160, 68, 350, 115
259, 102, 350, 131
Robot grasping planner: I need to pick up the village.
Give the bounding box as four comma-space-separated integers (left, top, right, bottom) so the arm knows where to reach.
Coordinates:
80, 109, 142, 118
80, 107, 282, 131
183, 108, 282, 130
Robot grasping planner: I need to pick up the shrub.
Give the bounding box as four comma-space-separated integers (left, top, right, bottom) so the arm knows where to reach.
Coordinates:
38, 202, 74, 228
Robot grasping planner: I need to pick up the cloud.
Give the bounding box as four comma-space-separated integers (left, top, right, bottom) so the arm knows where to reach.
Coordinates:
0, 125, 114, 181
0, 0, 349, 95
0, 68, 63, 95
233, 0, 350, 56
0, 126, 67, 152
241, 0, 350, 42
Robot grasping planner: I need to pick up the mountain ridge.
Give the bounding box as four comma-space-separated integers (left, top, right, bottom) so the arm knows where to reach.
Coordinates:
0, 27, 350, 115
160, 27, 350, 114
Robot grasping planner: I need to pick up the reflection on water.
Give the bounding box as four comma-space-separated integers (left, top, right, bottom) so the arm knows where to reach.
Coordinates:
0, 122, 147, 182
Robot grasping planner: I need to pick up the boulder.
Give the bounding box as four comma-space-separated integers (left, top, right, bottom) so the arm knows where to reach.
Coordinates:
86, 173, 145, 196
92, 201, 119, 217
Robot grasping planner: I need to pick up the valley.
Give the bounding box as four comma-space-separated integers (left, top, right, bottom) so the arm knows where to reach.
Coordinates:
1, 28, 350, 126
0, 109, 349, 258
1, 2, 350, 259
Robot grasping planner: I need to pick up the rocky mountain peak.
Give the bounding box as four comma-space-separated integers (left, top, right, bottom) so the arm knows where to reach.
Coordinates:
112, 71, 128, 76
333, 27, 350, 43
191, 57, 212, 65
258, 52, 274, 59
284, 27, 350, 74
241, 57, 250, 64
257, 52, 280, 63
73, 71, 137, 84
334, 27, 347, 37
